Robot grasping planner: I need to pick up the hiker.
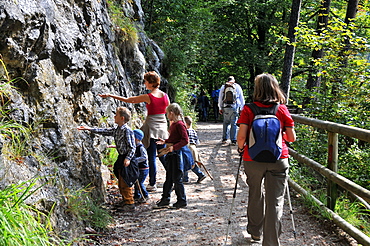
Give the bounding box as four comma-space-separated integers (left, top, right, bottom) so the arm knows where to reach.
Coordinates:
154, 103, 193, 209
218, 76, 245, 145
77, 107, 137, 212
211, 87, 220, 122
236, 73, 296, 245
183, 116, 206, 184
198, 90, 209, 122
99, 71, 169, 192
132, 129, 149, 203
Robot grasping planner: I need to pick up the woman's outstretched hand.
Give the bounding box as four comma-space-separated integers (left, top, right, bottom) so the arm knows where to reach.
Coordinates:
98, 94, 110, 98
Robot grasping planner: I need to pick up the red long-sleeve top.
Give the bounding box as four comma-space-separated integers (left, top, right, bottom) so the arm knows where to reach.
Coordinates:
165, 120, 189, 151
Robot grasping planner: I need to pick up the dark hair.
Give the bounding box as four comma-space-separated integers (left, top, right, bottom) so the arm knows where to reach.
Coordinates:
143, 71, 160, 88
116, 107, 131, 123
184, 116, 192, 126
253, 73, 286, 104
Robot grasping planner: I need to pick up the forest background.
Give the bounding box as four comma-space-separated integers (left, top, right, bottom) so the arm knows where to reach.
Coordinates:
0, 0, 369, 244
141, 0, 370, 236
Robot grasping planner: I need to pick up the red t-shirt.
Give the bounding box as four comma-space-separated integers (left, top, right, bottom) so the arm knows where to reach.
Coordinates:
237, 102, 294, 161
165, 120, 189, 151
146, 93, 169, 115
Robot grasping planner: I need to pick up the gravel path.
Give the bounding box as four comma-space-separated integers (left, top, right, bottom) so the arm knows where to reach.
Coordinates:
90, 122, 358, 246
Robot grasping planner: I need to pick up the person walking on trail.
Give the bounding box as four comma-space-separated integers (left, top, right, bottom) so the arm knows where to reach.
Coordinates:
236, 73, 296, 245
154, 103, 193, 209
198, 90, 209, 122
183, 116, 206, 184
99, 71, 169, 192
77, 107, 137, 212
218, 76, 245, 145
211, 87, 220, 123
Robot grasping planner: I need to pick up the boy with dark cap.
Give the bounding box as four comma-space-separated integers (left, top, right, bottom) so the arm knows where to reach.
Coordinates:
133, 129, 150, 203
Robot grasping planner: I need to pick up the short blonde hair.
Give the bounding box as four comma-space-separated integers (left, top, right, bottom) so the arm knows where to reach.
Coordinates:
116, 107, 131, 123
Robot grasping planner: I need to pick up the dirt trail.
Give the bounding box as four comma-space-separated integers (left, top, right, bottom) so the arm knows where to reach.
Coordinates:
94, 122, 357, 246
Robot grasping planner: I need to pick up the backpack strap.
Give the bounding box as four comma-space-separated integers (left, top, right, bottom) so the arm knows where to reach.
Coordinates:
247, 103, 279, 116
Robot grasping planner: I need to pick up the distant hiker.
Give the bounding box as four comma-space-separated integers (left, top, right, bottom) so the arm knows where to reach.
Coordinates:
154, 103, 193, 209
132, 129, 149, 203
211, 87, 220, 122
77, 107, 138, 212
183, 116, 206, 184
218, 76, 245, 145
198, 90, 209, 122
99, 71, 169, 192
236, 73, 296, 245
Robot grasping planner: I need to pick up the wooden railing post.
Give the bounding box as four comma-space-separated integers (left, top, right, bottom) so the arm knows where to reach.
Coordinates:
327, 132, 338, 210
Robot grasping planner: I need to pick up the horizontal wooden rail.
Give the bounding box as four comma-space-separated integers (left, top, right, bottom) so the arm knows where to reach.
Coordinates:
289, 179, 370, 246
292, 114, 370, 142
289, 148, 370, 204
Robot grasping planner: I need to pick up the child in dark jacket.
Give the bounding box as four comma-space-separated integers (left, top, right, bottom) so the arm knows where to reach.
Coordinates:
133, 129, 149, 203
154, 103, 192, 209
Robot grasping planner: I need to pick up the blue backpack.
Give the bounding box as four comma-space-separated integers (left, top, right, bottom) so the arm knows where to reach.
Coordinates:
247, 103, 282, 163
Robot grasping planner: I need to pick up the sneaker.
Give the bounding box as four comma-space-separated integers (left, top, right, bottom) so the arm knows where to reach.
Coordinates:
137, 197, 147, 203
197, 175, 206, 183
146, 184, 157, 192
172, 201, 187, 209
153, 199, 170, 209
116, 204, 135, 212
222, 139, 228, 144
231, 141, 237, 146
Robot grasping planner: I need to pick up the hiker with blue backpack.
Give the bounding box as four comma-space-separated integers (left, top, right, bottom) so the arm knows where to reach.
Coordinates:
218, 76, 245, 145
236, 73, 296, 246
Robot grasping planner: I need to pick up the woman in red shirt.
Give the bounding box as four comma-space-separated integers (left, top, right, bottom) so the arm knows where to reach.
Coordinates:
99, 71, 169, 192
237, 73, 296, 246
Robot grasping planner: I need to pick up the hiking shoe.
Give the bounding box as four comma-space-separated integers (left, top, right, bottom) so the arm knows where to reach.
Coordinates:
172, 202, 187, 209
251, 235, 261, 241
137, 197, 148, 203
146, 184, 157, 192
153, 199, 170, 209
116, 204, 135, 212
197, 175, 206, 183
247, 229, 261, 241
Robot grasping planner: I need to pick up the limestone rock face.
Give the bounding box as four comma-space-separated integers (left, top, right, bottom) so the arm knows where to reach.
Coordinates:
0, 0, 166, 238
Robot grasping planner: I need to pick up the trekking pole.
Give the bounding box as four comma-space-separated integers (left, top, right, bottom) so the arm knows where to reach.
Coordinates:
197, 158, 214, 180
286, 179, 297, 239
135, 180, 147, 202
224, 155, 243, 245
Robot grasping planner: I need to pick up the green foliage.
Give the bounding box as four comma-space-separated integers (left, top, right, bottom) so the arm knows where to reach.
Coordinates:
107, 0, 138, 46
335, 197, 370, 236
64, 185, 112, 229
169, 73, 198, 121
102, 146, 118, 172
0, 179, 63, 246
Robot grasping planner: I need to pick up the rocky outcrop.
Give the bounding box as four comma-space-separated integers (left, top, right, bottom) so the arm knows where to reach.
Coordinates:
0, 0, 166, 238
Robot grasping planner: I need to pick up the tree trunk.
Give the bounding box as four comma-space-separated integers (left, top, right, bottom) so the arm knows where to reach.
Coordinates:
304, 0, 331, 105
281, 0, 302, 103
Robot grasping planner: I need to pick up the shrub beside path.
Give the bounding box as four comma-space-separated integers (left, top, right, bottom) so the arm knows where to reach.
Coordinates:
94, 122, 357, 246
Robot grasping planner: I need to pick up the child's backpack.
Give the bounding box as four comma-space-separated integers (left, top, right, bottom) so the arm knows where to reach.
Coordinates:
223, 83, 237, 105
247, 103, 282, 163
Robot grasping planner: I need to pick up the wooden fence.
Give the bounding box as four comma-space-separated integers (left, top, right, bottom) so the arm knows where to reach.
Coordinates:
290, 114, 370, 246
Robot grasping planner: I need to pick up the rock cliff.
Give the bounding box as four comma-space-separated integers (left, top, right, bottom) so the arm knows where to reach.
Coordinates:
0, 0, 166, 238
